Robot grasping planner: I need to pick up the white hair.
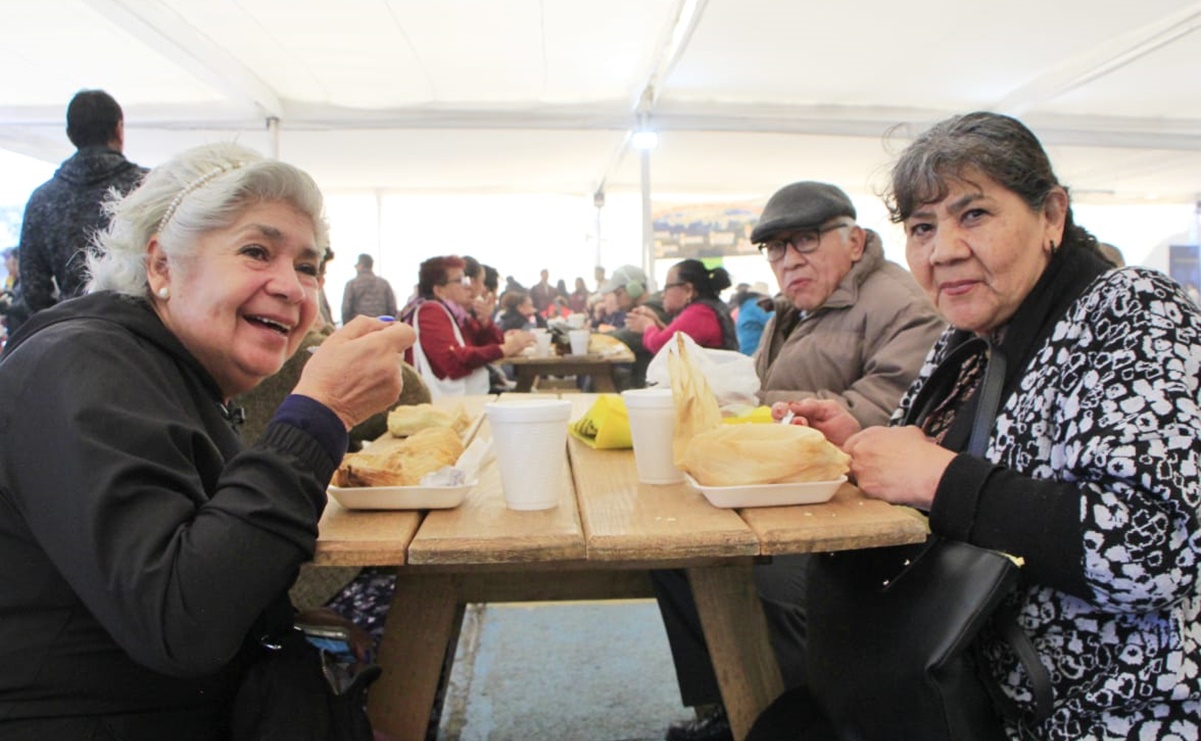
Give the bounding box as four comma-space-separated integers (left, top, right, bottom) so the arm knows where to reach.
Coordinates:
88, 142, 330, 297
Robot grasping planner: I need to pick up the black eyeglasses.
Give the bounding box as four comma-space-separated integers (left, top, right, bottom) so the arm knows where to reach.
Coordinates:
757, 223, 852, 262
663, 281, 688, 289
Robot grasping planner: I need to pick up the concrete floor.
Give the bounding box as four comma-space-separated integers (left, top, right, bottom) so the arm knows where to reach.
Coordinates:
435, 600, 694, 741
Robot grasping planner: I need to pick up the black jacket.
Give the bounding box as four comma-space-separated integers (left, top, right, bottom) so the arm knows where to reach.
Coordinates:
0, 292, 339, 729
12, 147, 145, 330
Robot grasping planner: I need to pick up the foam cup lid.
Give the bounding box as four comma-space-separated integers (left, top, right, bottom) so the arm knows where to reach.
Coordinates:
621, 388, 675, 407
485, 399, 572, 422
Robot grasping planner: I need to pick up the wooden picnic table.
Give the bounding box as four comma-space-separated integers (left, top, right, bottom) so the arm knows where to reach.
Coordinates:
314, 394, 928, 740
504, 346, 632, 392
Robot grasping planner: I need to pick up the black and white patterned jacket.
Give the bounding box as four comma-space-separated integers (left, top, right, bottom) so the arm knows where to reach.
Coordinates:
899, 248, 1201, 740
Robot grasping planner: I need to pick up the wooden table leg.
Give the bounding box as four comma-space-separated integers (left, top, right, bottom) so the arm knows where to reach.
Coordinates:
591, 367, 617, 393
367, 572, 462, 740
513, 366, 536, 392
690, 564, 785, 741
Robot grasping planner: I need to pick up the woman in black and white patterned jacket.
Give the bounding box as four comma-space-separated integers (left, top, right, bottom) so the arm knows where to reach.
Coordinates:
776, 112, 1201, 739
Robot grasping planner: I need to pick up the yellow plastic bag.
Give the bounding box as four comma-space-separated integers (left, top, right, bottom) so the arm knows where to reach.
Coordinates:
568, 394, 633, 449
722, 406, 775, 425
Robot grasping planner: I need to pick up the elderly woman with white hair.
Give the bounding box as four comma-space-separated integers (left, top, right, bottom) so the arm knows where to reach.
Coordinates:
0, 143, 414, 739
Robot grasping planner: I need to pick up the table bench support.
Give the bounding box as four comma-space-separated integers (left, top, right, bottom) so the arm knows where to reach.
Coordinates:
366, 569, 655, 739
690, 563, 786, 741
368, 573, 463, 739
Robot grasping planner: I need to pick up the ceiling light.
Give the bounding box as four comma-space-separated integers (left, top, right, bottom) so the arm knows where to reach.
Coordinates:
632, 129, 659, 151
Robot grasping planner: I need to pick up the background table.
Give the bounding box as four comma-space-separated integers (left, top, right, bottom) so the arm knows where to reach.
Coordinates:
314, 394, 928, 740
504, 352, 632, 392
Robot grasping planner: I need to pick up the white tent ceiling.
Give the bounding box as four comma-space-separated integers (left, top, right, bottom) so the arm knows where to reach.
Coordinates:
2, 0, 1201, 205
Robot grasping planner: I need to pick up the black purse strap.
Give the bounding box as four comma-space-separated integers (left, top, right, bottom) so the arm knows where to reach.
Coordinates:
992, 602, 1054, 722
967, 341, 1055, 724
967, 341, 1005, 457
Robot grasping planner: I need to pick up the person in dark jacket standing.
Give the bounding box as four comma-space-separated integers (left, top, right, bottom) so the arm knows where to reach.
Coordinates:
341, 253, 397, 324
11, 90, 145, 332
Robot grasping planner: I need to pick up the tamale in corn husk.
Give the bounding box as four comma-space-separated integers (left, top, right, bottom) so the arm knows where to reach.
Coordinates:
667, 333, 849, 487
386, 402, 470, 438
678, 424, 849, 486
333, 426, 464, 487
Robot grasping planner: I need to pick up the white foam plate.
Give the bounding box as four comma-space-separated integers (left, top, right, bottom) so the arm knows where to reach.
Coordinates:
684, 474, 846, 509
327, 481, 475, 510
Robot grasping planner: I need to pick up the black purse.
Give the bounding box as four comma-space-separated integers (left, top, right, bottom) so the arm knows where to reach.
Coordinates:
231, 606, 382, 741
806, 341, 1052, 741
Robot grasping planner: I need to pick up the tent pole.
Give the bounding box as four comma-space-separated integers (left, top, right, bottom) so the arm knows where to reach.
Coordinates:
593, 189, 605, 274
265, 117, 280, 159
375, 189, 384, 260
640, 147, 653, 281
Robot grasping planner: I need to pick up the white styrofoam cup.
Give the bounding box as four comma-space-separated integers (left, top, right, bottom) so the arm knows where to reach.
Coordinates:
621, 388, 684, 484
484, 399, 572, 510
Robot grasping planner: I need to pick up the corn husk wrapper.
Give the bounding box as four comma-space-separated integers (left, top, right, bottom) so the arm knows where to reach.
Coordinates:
588, 333, 636, 360
722, 406, 774, 425
678, 424, 850, 486
387, 403, 469, 438
667, 334, 722, 466
334, 426, 464, 487
667, 332, 848, 487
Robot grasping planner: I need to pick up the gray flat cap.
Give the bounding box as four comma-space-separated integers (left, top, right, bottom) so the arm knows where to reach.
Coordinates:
750, 181, 857, 244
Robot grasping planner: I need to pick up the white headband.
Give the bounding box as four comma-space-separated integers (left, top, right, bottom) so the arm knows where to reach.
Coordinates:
156, 161, 248, 234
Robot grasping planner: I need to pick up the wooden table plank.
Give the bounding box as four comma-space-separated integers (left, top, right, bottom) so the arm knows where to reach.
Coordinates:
313, 395, 497, 567
311, 501, 421, 566
742, 483, 929, 555
567, 395, 760, 562
569, 437, 760, 561
407, 400, 587, 565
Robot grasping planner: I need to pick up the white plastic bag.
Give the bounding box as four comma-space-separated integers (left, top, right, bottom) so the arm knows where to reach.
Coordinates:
645, 332, 760, 413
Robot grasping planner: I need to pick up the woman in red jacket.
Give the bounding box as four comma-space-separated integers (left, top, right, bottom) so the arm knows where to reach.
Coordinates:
624, 259, 739, 353
403, 255, 532, 398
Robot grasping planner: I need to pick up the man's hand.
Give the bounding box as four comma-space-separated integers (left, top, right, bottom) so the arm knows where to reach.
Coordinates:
293, 316, 415, 430
770, 399, 861, 447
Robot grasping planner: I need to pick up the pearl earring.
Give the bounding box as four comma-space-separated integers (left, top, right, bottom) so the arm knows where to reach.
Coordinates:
157, 287, 170, 300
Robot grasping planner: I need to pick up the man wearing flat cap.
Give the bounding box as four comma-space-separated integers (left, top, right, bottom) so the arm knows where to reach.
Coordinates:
752, 181, 943, 424
599, 264, 668, 389
654, 182, 943, 741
